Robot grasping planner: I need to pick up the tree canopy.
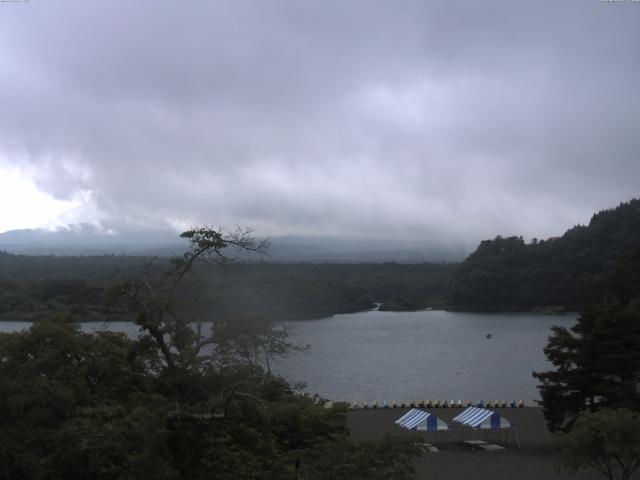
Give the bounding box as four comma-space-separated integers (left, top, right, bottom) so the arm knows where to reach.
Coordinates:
0, 226, 421, 479
452, 199, 640, 310
556, 408, 640, 480
533, 247, 640, 432
0, 252, 453, 322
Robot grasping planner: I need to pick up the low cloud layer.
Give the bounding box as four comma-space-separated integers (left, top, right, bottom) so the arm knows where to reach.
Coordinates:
1, 1, 638, 244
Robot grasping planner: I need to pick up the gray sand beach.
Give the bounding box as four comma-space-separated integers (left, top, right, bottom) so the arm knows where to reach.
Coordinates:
347, 408, 605, 480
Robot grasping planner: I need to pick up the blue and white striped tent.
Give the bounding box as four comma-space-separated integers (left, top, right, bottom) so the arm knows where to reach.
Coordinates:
452, 406, 512, 430
395, 409, 449, 432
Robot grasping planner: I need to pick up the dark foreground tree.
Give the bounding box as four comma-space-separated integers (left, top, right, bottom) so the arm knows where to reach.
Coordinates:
110, 226, 273, 372
533, 298, 640, 432
300, 435, 421, 480
0, 317, 421, 479
0, 320, 174, 480
557, 408, 640, 480
109, 226, 308, 415
0, 227, 421, 479
533, 249, 640, 432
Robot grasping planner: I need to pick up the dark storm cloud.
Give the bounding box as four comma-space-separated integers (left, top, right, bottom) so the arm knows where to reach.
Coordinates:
0, 0, 638, 242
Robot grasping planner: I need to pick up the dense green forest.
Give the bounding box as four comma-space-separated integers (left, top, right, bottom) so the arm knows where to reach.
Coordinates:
451, 199, 640, 310
1, 199, 638, 321
0, 253, 453, 321
0, 228, 421, 479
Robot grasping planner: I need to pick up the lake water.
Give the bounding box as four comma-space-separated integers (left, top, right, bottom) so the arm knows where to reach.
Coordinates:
0, 310, 575, 404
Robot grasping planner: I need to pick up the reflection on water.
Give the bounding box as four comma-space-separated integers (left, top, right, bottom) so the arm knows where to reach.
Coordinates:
0, 310, 575, 403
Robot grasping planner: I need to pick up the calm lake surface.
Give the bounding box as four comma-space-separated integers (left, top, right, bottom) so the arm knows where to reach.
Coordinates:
0, 310, 576, 403
275, 310, 576, 403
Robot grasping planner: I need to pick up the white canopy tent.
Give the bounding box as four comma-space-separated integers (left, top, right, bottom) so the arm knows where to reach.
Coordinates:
452, 406, 520, 448
452, 406, 512, 430
395, 408, 449, 432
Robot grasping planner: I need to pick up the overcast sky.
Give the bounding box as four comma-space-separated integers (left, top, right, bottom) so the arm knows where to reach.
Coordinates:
0, 0, 638, 245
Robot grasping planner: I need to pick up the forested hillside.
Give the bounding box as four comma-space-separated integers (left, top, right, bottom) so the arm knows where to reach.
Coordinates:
2, 199, 638, 319
0, 253, 454, 321
451, 199, 640, 310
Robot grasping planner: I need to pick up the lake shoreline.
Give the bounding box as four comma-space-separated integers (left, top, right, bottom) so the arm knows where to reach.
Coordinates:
0, 305, 579, 323
1, 311, 576, 402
